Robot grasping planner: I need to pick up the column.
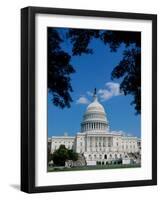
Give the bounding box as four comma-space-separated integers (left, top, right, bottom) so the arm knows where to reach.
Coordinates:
106, 137, 108, 151
87, 136, 90, 152
94, 137, 96, 151
99, 137, 101, 147
91, 137, 93, 151
101, 137, 103, 150
90, 137, 92, 150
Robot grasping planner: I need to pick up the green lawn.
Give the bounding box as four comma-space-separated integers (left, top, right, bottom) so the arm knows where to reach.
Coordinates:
48, 163, 141, 172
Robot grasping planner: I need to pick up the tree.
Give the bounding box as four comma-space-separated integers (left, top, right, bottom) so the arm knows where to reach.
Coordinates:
52, 145, 69, 166
111, 48, 141, 114
52, 145, 78, 166
68, 149, 78, 161
47, 147, 53, 163
48, 28, 75, 109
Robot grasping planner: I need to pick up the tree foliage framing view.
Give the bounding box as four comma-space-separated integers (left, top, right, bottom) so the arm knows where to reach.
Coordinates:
48, 28, 141, 114
48, 145, 78, 166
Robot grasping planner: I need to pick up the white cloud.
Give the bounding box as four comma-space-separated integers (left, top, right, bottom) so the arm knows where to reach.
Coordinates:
98, 82, 122, 101
106, 82, 121, 96
76, 96, 90, 105
77, 82, 122, 105
86, 91, 93, 96
98, 89, 112, 101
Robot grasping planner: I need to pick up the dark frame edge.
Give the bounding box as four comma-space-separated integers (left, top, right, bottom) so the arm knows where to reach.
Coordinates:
23, 6, 157, 20
33, 179, 155, 193
21, 7, 29, 193
152, 14, 157, 185
21, 7, 35, 193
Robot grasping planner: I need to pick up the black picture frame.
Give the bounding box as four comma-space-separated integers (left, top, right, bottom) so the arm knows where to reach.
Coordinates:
21, 6, 157, 193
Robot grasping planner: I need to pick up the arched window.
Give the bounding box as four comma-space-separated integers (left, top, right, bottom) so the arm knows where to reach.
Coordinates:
104, 154, 107, 159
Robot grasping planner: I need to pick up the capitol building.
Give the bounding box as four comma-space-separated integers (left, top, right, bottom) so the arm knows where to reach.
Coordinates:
48, 90, 141, 166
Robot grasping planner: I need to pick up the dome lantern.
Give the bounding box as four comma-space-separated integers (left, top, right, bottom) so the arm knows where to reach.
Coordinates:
93, 88, 97, 101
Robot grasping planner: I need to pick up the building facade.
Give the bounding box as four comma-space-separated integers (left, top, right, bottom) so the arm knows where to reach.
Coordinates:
48, 90, 141, 166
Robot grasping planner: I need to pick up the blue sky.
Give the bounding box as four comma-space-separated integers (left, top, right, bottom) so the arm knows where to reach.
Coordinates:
48, 28, 141, 138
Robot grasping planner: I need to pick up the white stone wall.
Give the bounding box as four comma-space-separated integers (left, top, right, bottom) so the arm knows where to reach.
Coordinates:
75, 133, 86, 153
74, 133, 139, 154
50, 136, 75, 153
49, 133, 141, 163
121, 137, 139, 153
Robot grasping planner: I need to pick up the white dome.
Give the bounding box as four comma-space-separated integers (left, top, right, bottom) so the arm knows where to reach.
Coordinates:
86, 98, 105, 114
81, 89, 109, 133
